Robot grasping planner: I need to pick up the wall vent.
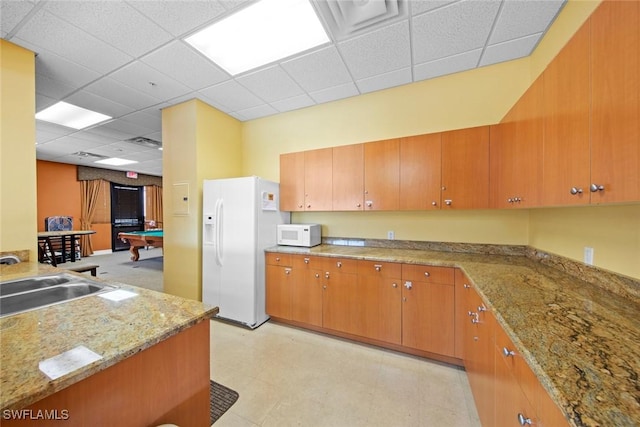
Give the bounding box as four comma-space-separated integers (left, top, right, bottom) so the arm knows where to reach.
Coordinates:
313, 0, 407, 41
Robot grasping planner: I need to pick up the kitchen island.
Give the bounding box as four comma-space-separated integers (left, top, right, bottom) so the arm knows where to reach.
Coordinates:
266, 241, 640, 427
0, 261, 217, 426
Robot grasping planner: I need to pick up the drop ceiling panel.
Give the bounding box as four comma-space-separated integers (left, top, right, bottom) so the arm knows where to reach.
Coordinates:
355, 67, 412, 94
409, 0, 459, 16
43, 1, 173, 58
14, 10, 132, 74
34, 73, 76, 101
109, 62, 192, 102
1, 0, 37, 38
412, 0, 501, 64
236, 66, 305, 103
309, 82, 360, 104
66, 90, 135, 119
127, 0, 229, 37
36, 122, 73, 145
234, 104, 279, 121
34, 50, 101, 92
36, 94, 58, 112
271, 94, 316, 113
120, 109, 163, 132
338, 20, 411, 80
281, 46, 353, 92
99, 120, 156, 141
199, 80, 265, 112
83, 77, 164, 111
141, 41, 230, 90
489, 0, 565, 45
480, 33, 541, 67
413, 49, 482, 81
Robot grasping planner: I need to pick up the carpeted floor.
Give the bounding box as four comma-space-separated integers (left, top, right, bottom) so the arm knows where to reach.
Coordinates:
210, 380, 239, 425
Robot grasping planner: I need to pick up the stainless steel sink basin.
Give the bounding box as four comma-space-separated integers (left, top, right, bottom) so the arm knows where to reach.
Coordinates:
0, 273, 118, 318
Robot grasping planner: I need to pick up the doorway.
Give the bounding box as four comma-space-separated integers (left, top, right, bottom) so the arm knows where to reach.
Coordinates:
110, 183, 144, 251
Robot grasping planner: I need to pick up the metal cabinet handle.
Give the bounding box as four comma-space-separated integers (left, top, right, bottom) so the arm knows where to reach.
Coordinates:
336, 261, 342, 268
374, 264, 382, 272
517, 413, 532, 425
356, 203, 361, 207
570, 187, 583, 195
424, 271, 430, 277
471, 314, 479, 324
325, 272, 330, 279
508, 198, 513, 203
298, 204, 303, 208
477, 304, 487, 312
404, 281, 413, 290
590, 183, 605, 192
463, 284, 471, 289
275, 257, 280, 262
323, 285, 327, 289
431, 201, 437, 206
392, 283, 398, 288
503, 347, 515, 357
304, 257, 310, 264
366, 200, 373, 208
285, 268, 291, 275
444, 199, 452, 206
315, 273, 320, 278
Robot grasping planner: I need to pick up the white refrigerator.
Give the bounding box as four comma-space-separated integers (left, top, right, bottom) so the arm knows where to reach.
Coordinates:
202, 177, 290, 328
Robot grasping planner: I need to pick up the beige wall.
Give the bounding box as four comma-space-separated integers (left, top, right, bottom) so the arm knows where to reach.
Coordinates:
240, 0, 640, 280
0, 40, 37, 260
162, 99, 242, 300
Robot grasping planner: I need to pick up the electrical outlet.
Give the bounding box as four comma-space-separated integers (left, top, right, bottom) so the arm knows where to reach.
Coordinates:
387, 230, 395, 240
584, 247, 594, 265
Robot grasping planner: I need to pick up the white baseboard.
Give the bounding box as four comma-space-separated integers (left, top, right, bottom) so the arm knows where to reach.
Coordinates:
91, 249, 113, 256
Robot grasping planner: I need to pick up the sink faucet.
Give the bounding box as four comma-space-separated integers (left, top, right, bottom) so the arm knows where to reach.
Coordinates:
0, 255, 21, 265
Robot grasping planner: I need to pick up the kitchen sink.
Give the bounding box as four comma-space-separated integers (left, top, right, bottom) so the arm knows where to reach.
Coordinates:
0, 273, 118, 318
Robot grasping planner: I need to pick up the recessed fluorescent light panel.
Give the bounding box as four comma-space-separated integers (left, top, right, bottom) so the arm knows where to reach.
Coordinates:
35, 101, 111, 129
185, 0, 329, 75
94, 158, 138, 166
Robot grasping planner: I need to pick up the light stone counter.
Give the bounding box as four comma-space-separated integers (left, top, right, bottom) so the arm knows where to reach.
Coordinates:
0, 262, 217, 411
266, 243, 640, 427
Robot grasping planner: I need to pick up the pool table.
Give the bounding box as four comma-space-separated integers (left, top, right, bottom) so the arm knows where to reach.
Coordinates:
118, 230, 163, 261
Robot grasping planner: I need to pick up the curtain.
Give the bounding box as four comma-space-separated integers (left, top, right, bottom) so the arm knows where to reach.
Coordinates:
145, 185, 163, 229
79, 179, 102, 257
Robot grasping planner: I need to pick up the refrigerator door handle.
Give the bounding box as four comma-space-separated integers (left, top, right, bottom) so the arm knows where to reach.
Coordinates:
215, 198, 223, 266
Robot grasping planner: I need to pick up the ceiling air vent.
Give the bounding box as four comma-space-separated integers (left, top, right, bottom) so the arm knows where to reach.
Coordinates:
124, 136, 162, 149
72, 151, 107, 160
313, 0, 407, 41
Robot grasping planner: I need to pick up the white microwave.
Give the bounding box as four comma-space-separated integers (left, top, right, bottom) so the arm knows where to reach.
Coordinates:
277, 224, 321, 247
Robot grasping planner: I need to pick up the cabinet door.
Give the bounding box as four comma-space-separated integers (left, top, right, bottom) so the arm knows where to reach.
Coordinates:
494, 344, 538, 427
464, 288, 496, 427
490, 75, 543, 208
322, 258, 359, 334
402, 265, 455, 356
364, 138, 399, 210
357, 261, 402, 344
542, 22, 591, 206
454, 269, 471, 359
304, 148, 333, 211
333, 144, 364, 211
590, 0, 640, 203
291, 256, 323, 327
280, 152, 305, 211
441, 126, 490, 209
399, 133, 441, 210
266, 264, 292, 320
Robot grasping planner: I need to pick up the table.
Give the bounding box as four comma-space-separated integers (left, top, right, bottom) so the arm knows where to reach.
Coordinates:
37, 230, 96, 266
118, 230, 163, 261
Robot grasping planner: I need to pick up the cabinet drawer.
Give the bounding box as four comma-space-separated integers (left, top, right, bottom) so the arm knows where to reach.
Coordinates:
326, 257, 358, 274
358, 260, 402, 278
401, 264, 455, 284
266, 252, 291, 266
292, 254, 325, 269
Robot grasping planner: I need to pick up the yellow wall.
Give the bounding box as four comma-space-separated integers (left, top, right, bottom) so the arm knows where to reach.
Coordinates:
0, 40, 37, 260
162, 99, 242, 300
240, 0, 640, 280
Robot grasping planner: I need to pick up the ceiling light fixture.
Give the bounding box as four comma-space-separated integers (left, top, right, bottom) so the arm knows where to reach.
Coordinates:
94, 158, 138, 166
35, 101, 112, 130
185, 0, 330, 75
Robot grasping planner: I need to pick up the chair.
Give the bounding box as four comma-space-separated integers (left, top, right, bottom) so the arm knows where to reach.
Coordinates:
44, 216, 81, 263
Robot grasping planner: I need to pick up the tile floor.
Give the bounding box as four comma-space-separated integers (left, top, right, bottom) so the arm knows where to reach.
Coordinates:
210, 320, 481, 427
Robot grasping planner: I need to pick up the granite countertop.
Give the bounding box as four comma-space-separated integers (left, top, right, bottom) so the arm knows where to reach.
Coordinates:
0, 262, 217, 411
266, 244, 640, 427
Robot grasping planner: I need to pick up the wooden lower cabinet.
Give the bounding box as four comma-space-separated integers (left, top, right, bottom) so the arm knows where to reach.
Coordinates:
357, 260, 402, 344
402, 264, 455, 356
265, 263, 294, 320
291, 256, 324, 327
322, 258, 359, 335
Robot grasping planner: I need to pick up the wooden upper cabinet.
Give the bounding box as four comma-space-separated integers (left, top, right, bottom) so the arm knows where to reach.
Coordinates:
304, 148, 333, 211
279, 152, 305, 211
364, 138, 400, 210
542, 22, 591, 206
399, 133, 442, 210
333, 144, 364, 211
441, 126, 490, 209
590, 0, 640, 204
490, 75, 544, 209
